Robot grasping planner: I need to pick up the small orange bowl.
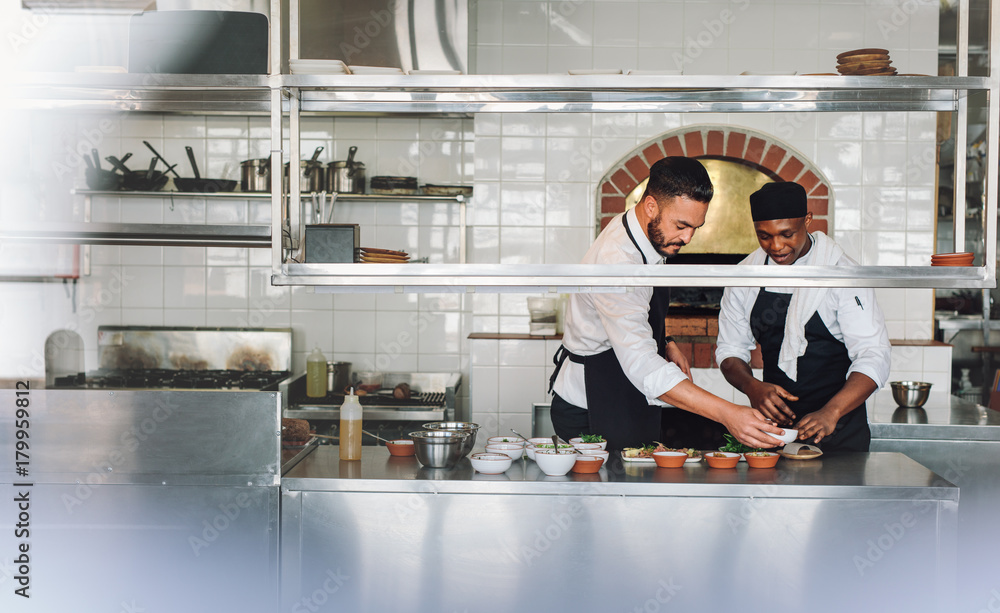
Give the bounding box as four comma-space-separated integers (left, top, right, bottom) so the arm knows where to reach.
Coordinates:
386, 439, 416, 456
744, 452, 780, 468
571, 455, 604, 474
704, 451, 741, 468
652, 451, 688, 468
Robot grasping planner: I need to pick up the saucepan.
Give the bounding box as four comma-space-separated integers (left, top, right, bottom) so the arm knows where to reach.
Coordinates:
240, 156, 271, 192
326, 145, 365, 194
285, 146, 325, 193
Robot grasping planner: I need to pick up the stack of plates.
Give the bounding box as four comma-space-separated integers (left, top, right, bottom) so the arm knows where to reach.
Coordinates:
836, 48, 896, 76
359, 247, 410, 264
348, 65, 405, 75
290, 59, 351, 75
931, 252, 975, 266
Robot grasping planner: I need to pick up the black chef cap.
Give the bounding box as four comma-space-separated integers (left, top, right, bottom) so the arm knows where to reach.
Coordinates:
750, 182, 808, 221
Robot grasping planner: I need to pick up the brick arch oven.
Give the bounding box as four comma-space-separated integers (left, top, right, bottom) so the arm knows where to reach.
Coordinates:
597, 125, 832, 233
595, 125, 835, 369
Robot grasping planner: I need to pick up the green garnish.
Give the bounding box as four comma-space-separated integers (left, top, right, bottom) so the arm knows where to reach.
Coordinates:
719, 433, 762, 454
580, 433, 606, 444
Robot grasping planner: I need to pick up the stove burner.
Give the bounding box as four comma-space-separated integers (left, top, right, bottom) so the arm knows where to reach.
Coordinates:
125, 373, 151, 388
239, 374, 271, 389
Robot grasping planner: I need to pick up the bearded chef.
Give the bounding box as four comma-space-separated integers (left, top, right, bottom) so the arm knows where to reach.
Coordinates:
715, 182, 891, 451
549, 157, 784, 452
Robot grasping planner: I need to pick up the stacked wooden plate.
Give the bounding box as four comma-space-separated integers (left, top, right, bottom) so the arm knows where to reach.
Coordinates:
836, 48, 896, 76
359, 247, 410, 264
931, 252, 975, 266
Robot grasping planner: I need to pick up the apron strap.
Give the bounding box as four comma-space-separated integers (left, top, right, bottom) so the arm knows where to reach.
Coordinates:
548, 345, 586, 394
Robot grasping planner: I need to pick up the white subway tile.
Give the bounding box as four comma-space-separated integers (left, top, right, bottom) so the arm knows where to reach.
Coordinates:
121, 266, 163, 309
502, 45, 548, 74
475, 1, 503, 45
163, 309, 207, 327
290, 285, 333, 310
206, 267, 249, 309
470, 226, 500, 263
818, 5, 864, 50
548, 0, 594, 46
498, 338, 546, 366
544, 227, 591, 264
500, 182, 545, 225
546, 182, 594, 227
498, 365, 547, 412
547, 46, 590, 74
418, 312, 463, 354
122, 308, 163, 326
163, 266, 205, 309
500, 227, 545, 264
503, 1, 550, 46
333, 310, 376, 354
206, 247, 248, 267
475, 114, 502, 136
291, 309, 335, 354
471, 365, 500, 413
475, 137, 502, 181
816, 140, 862, 186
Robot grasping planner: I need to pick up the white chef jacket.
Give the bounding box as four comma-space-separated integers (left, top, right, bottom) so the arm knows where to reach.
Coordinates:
552, 209, 689, 409
714, 240, 892, 390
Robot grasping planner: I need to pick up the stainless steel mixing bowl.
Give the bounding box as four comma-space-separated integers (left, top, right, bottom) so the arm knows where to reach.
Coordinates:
422, 421, 480, 457
890, 381, 932, 408
409, 430, 469, 469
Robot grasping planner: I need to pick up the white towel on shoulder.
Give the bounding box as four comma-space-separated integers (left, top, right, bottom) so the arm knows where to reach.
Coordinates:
743, 232, 844, 382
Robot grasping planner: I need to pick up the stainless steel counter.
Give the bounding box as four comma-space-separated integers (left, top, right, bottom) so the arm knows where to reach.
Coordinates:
869, 391, 1000, 612
281, 447, 956, 613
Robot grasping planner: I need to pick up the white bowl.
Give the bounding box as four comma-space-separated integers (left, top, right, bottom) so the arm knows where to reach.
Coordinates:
571, 442, 602, 453
533, 448, 579, 476
569, 438, 608, 450
579, 449, 610, 464
485, 443, 524, 461
470, 452, 512, 474
773, 428, 799, 445
487, 436, 525, 446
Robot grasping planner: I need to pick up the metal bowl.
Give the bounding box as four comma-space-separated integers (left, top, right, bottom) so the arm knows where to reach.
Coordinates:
422, 421, 480, 457
890, 381, 932, 408
409, 430, 469, 469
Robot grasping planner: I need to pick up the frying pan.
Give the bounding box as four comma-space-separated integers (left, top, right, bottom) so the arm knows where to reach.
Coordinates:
83, 147, 123, 190
106, 155, 169, 191
173, 146, 237, 193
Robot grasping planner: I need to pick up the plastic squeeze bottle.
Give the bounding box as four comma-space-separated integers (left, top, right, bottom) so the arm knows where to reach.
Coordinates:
306, 346, 327, 398
339, 387, 363, 461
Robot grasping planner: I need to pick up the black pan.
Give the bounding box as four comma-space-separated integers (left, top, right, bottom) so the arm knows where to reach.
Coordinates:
172, 145, 237, 193
107, 155, 169, 191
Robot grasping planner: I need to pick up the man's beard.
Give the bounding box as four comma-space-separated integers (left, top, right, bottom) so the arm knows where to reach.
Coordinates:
647, 213, 686, 258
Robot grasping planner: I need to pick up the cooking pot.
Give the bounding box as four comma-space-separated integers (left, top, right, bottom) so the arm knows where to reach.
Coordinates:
284, 146, 324, 194
326, 146, 365, 194
327, 361, 352, 393
240, 157, 270, 192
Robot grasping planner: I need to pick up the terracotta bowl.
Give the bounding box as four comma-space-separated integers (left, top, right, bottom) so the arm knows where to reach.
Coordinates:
652, 451, 688, 468
579, 449, 610, 464
705, 451, 741, 468
571, 455, 604, 474
386, 439, 416, 456
744, 452, 780, 468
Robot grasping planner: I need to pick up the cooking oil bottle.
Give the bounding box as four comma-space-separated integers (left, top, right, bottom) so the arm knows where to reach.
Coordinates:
339, 387, 363, 461
306, 346, 327, 397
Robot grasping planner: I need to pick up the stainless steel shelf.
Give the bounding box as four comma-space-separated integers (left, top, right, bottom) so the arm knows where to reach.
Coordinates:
2, 222, 270, 248
9, 72, 989, 115
73, 189, 466, 202
273, 263, 993, 290
285, 74, 988, 114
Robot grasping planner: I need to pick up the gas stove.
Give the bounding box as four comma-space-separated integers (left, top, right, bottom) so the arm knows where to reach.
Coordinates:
283, 371, 460, 422
53, 368, 292, 391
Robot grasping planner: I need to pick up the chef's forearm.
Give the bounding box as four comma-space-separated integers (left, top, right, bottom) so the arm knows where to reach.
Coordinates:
818, 372, 877, 419
720, 356, 758, 396
657, 379, 742, 423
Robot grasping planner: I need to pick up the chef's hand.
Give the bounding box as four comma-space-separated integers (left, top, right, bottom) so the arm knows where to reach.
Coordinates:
744, 380, 798, 426
664, 341, 692, 379
795, 409, 839, 444
723, 407, 786, 449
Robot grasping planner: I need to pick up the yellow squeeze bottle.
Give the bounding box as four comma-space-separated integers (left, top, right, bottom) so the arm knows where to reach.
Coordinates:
339, 387, 363, 461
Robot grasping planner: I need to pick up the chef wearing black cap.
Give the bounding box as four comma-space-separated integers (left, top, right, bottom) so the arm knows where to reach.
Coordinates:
715, 182, 891, 451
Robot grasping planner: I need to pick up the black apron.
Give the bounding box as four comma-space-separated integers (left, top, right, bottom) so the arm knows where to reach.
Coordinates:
548, 216, 669, 452
750, 287, 871, 452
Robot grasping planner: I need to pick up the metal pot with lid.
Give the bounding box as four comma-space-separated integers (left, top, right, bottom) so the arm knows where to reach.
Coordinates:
284, 146, 325, 193
240, 156, 270, 192
326, 146, 366, 194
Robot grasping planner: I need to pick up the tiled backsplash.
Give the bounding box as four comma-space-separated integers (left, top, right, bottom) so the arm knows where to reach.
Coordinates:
3, 0, 948, 427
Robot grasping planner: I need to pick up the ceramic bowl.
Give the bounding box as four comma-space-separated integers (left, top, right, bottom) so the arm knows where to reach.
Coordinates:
385, 439, 415, 456
487, 436, 525, 446
571, 442, 603, 453
485, 443, 524, 461
773, 428, 799, 445
470, 452, 513, 474
579, 449, 610, 464
745, 451, 780, 468
533, 448, 579, 476
704, 451, 741, 469
569, 437, 608, 450
571, 455, 604, 474
652, 451, 688, 468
